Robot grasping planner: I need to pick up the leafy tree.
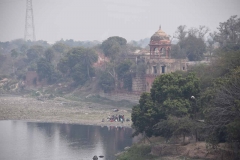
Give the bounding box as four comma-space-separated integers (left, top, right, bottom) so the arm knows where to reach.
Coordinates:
11, 49, 19, 58
213, 15, 240, 50
81, 48, 98, 79
57, 47, 98, 84
27, 45, 44, 62
101, 36, 128, 90
172, 25, 208, 60
44, 48, 55, 62
37, 58, 54, 81
98, 71, 115, 93
170, 44, 186, 59
174, 25, 187, 41
179, 34, 206, 61
37, 58, 61, 83
0, 54, 6, 68
71, 63, 90, 85
52, 42, 69, 53
57, 57, 69, 75
132, 73, 200, 138
206, 67, 240, 144
132, 92, 159, 137
116, 60, 132, 79
154, 116, 194, 143
116, 60, 133, 91
101, 36, 127, 60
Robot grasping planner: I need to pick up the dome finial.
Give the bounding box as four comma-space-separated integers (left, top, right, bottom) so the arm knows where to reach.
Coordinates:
159, 25, 161, 30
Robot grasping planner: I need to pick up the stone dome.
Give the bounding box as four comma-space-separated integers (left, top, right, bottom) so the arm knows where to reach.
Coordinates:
151, 26, 170, 41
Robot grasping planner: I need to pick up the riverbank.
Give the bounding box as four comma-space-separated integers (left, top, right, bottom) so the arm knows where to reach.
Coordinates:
0, 95, 132, 127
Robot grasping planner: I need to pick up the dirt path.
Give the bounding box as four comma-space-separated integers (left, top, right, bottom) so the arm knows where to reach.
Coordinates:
0, 95, 132, 127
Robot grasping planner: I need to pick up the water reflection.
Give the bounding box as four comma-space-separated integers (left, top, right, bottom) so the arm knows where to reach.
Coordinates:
0, 121, 133, 160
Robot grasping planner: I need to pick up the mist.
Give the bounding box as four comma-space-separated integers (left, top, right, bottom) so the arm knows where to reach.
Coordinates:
0, 0, 240, 43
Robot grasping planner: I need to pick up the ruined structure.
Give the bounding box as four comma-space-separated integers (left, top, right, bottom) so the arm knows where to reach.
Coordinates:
131, 26, 187, 92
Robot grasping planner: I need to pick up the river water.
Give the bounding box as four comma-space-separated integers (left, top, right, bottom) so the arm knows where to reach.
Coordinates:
0, 120, 133, 160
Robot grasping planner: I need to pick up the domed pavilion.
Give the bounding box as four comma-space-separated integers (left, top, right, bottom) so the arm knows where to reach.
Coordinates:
149, 26, 171, 58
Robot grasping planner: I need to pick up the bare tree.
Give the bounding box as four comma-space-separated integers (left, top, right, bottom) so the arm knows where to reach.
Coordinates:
198, 25, 210, 39
207, 76, 240, 129
174, 25, 188, 41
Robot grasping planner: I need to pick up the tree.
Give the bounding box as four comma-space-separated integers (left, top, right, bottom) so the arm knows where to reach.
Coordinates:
71, 63, 90, 85
213, 15, 240, 50
174, 25, 187, 41
27, 45, 44, 62
101, 36, 128, 90
179, 34, 206, 61
57, 57, 69, 75
101, 36, 127, 60
154, 116, 194, 143
37, 58, 54, 81
0, 54, 6, 68
52, 42, 69, 53
132, 92, 159, 137
98, 71, 115, 93
132, 73, 200, 138
44, 48, 55, 62
116, 60, 133, 91
170, 44, 186, 59
57, 47, 98, 84
206, 67, 240, 143
172, 25, 207, 60
37, 58, 60, 83
11, 49, 19, 58
81, 48, 98, 79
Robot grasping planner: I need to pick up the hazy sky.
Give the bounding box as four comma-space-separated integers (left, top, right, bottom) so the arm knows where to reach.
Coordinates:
0, 0, 240, 43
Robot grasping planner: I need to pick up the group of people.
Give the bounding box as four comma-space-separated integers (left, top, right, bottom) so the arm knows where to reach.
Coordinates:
107, 114, 125, 122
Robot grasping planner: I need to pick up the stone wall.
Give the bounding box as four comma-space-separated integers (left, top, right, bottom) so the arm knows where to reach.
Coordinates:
132, 76, 146, 92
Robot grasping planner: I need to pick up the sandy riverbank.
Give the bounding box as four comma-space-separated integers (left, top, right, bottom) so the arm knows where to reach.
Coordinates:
0, 95, 132, 127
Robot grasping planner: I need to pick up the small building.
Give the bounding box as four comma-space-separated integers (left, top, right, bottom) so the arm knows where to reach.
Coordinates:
131, 26, 187, 92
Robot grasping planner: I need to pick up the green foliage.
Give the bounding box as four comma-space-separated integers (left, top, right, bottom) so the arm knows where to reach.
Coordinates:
132, 73, 200, 138
151, 73, 200, 112
27, 45, 44, 62
71, 63, 91, 85
99, 71, 115, 93
132, 93, 164, 137
58, 47, 98, 84
116, 60, 133, 91
37, 58, 61, 84
44, 48, 55, 62
37, 58, 54, 81
101, 36, 127, 59
171, 44, 186, 59
154, 116, 194, 142
172, 25, 208, 60
116, 60, 132, 79
57, 58, 69, 74
123, 72, 132, 91
0, 54, 6, 68
11, 49, 19, 58
52, 42, 69, 53
213, 15, 240, 49
179, 35, 206, 61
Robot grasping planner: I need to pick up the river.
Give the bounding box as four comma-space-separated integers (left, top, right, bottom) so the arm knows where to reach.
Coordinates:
0, 120, 133, 160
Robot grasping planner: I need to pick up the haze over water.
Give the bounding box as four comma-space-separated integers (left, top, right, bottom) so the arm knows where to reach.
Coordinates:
0, 121, 133, 160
